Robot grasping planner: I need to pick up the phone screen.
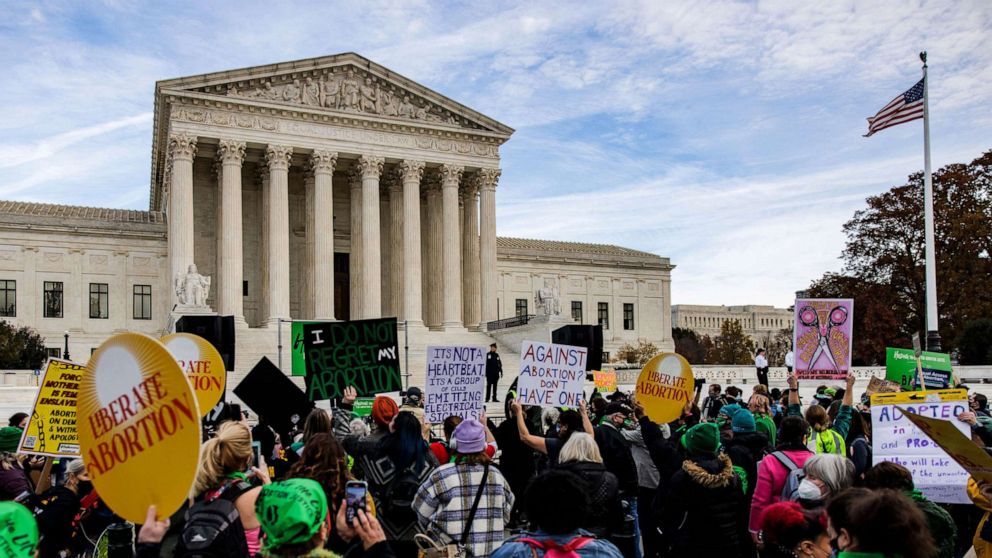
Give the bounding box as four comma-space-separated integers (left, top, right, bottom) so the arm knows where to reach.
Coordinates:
345, 482, 367, 524
249, 441, 261, 472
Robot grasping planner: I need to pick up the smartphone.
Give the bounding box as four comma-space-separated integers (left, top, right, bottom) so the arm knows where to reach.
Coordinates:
248, 441, 261, 472
345, 480, 368, 525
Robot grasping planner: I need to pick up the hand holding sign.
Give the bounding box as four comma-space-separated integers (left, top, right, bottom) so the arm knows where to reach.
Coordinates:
636, 353, 694, 424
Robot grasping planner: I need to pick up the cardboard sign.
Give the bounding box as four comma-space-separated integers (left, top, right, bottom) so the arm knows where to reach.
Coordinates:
234, 357, 315, 435
865, 375, 902, 395
594, 371, 618, 393
901, 409, 992, 484
424, 346, 486, 423
636, 353, 694, 424
291, 321, 322, 377
80, 333, 201, 523
886, 347, 952, 391
870, 389, 969, 503
793, 298, 853, 380
303, 318, 402, 401
18, 359, 82, 456
517, 341, 588, 408
161, 333, 226, 417
352, 398, 374, 418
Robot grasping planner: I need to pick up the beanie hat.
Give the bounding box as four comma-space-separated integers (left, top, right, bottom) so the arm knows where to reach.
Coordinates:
718, 403, 742, 421
0, 501, 39, 558
604, 402, 632, 417
681, 422, 721, 457
452, 419, 486, 454
255, 479, 328, 550
371, 396, 399, 427
732, 409, 757, 433
402, 387, 423, 406
0, 428, 21, 453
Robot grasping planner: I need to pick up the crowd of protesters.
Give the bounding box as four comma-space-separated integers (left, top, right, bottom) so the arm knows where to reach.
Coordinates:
4, 361, 992, 557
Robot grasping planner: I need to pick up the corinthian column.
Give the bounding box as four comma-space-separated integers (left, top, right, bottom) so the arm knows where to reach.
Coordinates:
424, 174, 442, 329
440, 164, 464, 330
387, 170, 405, 321
348, 166, 362, 319
217, 139, 246, 325
462, 177, 481, 330
311, 150, 337, 320
478, 168, 500, 327
358, 155, 384, 318
265, 145, 293, 325
400, 160, 425, 327
167, 132, 197, 306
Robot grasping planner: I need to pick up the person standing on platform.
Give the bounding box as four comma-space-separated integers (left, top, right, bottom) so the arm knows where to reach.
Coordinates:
784, 348, 794, 374
486, 343, 503, 403
755, 348, 769, 388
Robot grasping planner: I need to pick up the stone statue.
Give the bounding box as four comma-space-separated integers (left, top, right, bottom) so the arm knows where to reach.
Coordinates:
175, 264, 211, 307
321, 76, 341, 109
342, 71, 360, 110
535, 278, 561, 316
301, 77, 320, 106
359, 78, 378, 112
283, 79, 302, 103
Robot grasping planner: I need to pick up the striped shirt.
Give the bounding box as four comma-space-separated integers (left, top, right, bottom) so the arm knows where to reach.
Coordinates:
414, 462, 515, 558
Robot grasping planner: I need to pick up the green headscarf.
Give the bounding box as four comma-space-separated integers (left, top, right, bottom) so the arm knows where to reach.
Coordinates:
0, 501, 39, 558
255, 479, 328, 550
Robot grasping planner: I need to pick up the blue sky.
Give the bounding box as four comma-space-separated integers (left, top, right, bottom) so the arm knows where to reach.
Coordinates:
1, 1, 990, 308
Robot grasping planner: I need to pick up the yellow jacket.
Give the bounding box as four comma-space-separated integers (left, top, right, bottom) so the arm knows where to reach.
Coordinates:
968, 476, 992, 557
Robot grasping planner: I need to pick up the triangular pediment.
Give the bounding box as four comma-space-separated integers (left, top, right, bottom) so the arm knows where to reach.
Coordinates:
156, 52, 512, 135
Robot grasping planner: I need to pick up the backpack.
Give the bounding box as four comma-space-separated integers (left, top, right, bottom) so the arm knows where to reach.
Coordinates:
814, 430, 846, 455
769, 451, 804, 501
517, 536, 594, 558
381, 465, 422, 523
175, 481, 251, 558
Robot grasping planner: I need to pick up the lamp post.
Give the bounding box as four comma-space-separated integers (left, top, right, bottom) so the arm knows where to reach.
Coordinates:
63, 331, 70, 361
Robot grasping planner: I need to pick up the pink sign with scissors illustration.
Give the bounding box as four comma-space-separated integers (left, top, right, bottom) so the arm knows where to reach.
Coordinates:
793, 298, 853, 381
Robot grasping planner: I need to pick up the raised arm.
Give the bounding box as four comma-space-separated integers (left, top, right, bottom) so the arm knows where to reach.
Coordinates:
787, 373, 801, 415
511, 400, 548, 454
579, 398, 594, 435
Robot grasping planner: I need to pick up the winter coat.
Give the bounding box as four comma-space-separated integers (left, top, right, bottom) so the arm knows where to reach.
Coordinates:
748, 448, 813, 533
557, 460, 623, 539
0, 463, 31, 500
656, 454, 745, 558
594, 423, 638, 497
724, 431, 770, 498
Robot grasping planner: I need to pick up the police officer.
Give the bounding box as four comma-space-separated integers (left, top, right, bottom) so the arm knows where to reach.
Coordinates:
485, 343, 503, 402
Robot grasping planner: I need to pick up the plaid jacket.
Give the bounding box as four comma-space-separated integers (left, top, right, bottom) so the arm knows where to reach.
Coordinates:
414, 462, 515, 558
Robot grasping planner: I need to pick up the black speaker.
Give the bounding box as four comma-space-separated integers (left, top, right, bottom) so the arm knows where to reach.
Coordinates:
176, 315, 236, 371
552, 325, 603, 371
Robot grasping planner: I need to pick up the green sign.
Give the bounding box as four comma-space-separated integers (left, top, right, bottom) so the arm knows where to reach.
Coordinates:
352, 398, 374, 417
885, 347, 952, 390
291, 321, 322, 377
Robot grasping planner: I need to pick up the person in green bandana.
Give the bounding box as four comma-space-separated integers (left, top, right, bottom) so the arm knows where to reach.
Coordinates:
825, 487, 937, 558
0, 501, 38, 558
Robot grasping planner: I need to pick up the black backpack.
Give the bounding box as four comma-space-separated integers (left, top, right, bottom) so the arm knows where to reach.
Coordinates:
175, 481, 251, 558
381, 465, 421, 523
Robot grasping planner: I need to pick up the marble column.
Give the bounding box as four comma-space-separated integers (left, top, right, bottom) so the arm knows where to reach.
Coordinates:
217, 140, 247, 325
167, 132, 197, 305
348, 166, 362, 319
358, 155, 384, 319
478, 168, 500, 327
400, 160, 425, 327
387, 170, 405, 321
303, 170, 315, 319
424, 175, 443, 329
311, 151, 337, 320
462, 178, 481, 330
257, 167, 270, 326
440, 164, 464, 330
265, 145, 293, 325
379, 183, 392, 316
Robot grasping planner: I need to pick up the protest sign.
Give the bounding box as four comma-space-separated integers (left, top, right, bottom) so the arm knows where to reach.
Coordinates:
303, 318, 402, 401
424, 346, 486, 423
80, 332, 201, 523
885, 347, 953, 391
352, 398, 374, 418
865, 375, 902, 395
793, 298, 853, 380
18, 359, 82, 456
234, 357, 315, 435
636, 353, 694, 424
517, 341, 588, 408
901, 409, 992, 484
594, 371, 617, 393
291, 321, 322, 377
870, 389, 970, 503
161, 333, 226, 417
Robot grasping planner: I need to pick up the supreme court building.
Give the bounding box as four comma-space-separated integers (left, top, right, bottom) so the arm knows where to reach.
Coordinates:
0, 53, 674, 384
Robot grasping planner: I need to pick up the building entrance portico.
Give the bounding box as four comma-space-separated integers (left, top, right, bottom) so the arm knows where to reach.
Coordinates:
155, 53, 512, 332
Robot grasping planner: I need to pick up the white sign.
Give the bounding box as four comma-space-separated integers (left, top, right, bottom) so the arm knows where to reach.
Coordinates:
424, 346, 486, 423
517, 341, 588, 409
871, 395, 970, 503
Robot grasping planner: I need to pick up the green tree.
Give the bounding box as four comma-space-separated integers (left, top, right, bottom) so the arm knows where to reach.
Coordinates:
0, 320, 47, 369
712, 319, 755, 365
956, 319, 992, 365
615, 340, 661, 365
764, 328, 793, 367
807, 149, 992, 359
672, 327, 713, 364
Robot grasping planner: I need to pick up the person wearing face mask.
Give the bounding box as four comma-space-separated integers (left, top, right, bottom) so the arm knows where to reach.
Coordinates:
512, 399, 593, 467
594, 401, 641, 557
826, 487, 937, 558
759, 501, 831, 558
795, 454, 854, 509
35, 458, 92, 557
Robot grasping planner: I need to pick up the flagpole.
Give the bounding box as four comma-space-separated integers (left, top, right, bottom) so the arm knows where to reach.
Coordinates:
920, 51, 940, 352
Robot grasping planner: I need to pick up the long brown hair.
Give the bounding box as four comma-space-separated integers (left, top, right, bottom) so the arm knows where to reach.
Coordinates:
287, 433, 352, 505
827, 488, 937, 558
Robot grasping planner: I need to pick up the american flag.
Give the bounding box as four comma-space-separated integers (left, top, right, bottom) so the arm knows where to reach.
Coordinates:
864, 78, 925, 137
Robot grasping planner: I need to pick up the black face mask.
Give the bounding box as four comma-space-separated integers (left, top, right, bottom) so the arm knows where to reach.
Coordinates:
77, 480, 94, 498
829, 536, 841, 558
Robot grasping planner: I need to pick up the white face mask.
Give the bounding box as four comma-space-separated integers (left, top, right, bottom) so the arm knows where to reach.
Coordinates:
797, 478, 823, 501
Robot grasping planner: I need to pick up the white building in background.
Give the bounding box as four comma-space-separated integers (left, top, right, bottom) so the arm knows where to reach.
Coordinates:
0, 53, 674, 386
671, 304, 794, 346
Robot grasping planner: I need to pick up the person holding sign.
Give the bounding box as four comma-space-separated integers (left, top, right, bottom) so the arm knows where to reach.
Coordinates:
787, 372, 856, 455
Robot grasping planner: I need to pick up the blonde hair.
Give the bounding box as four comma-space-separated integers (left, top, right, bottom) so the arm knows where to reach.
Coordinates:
805, 405, 829, 432
192, 421, 252, 497
558, 432, 603, 464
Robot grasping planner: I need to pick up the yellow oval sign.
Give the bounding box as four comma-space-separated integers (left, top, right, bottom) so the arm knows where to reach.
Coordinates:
80, 333, 201, 523
636, 352, 694, 424
161, 333, 226, 417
